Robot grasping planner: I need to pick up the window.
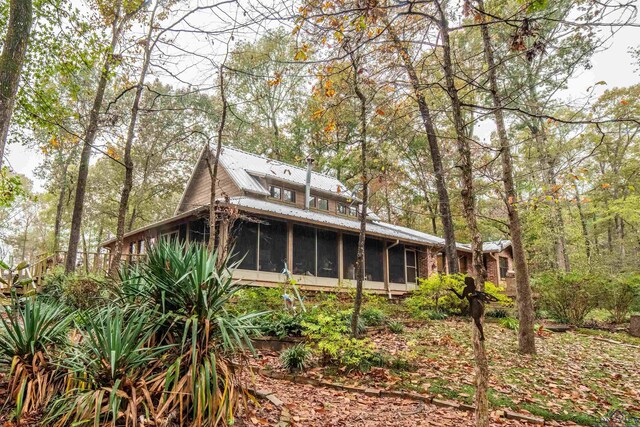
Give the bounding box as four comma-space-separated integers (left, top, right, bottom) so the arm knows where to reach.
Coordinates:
389, 244, 406, 284
406, 250, 417, 283
436, 253, 445, 273
499, 256, 509, 279
317, 197, 329, 210
308, 196, 316, 208
459, 256, 468, 273
160, 230, 179, 242
269, 185, 281, 199
292, 225, 338, 278
343, 234, 359, 280
337, 203, 358, 217
283, 188, 296, 203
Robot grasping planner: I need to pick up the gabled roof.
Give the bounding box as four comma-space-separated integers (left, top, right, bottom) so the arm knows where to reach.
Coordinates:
456, 240, 512, 253
175, 146, 359, 215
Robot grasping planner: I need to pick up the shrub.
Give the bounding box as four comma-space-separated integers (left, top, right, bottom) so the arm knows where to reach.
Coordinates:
360, 307, 386, 326
334, 338, 385, 372
406, 274, 511, 317
257, 311, 304, 338
534, 272, 604, 325
499, 317, 519, 330
599, 274, 640, 323
535, 273, 604, 325
387, 320, 405, 334
280, 344, 311, 372
232, 286, 284, 313
486, 307, 510, 318
426, 310, 449, 320
47, 305, 170, 426
41, 268, 109, 310
0, 297, 72, 420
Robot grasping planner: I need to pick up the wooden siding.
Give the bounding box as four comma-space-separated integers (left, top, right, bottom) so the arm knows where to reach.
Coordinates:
177, 163, 243, 213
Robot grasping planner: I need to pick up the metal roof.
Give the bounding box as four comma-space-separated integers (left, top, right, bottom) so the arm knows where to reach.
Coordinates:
218, 146, 358, 200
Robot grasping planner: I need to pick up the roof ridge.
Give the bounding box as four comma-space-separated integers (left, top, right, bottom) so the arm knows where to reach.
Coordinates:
221, 145, 345, 184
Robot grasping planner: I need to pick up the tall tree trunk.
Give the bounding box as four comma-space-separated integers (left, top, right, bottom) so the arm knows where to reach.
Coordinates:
206, 65, 228, 253
387, 26, 458, 273
0, 0, 33, 166
348, 47, 368, 339
477, 0, 536, 355
53, 160, 69, 253
65, 2, 131, 273
109, 4, 158, 276
436, 5, 488, 425
573, 185, 591, 263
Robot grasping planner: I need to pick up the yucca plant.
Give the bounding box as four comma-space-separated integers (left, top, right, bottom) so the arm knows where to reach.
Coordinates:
47, 304, 171, 426
121, 240, 264, 426
0, 297, 72, 419
280, 344, 311, 373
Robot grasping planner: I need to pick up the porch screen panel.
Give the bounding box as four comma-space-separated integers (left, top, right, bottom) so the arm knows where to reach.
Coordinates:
293, 225, 315, 275
189, 218, 210, 244
388, 244, 406, 284
230, 221, 258, 270
406, 250, 417, 283
342, 234, 359, 280
258, 219, 288, 272
316, 229, 338, 278
365, 238, 384, 282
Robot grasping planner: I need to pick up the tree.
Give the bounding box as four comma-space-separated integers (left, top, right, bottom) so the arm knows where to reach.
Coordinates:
109, 1, 160, 275
475, 0, 536, 355
0, 0, 32, 167
65, 0, 143, 273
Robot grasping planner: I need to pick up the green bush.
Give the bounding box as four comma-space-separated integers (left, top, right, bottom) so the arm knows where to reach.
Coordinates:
257, 311, 304, 338
406, 274, 511, 317
599, 274, 640, 323
280, 344, 311, 373
233, 287, 285, 313
360, 307, 386, 326
534, 272, 604, 325
41, 268, 109, 310
486, 307, 510, 318
387, 320, 405, 334
499, 317, 519, 330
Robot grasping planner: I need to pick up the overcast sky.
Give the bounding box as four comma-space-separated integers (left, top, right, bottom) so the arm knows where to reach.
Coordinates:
6, 6, 640, 192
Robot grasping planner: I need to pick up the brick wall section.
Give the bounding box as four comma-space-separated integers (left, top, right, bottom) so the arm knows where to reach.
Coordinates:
417, 246, 439, 278
486, 255, 498, 284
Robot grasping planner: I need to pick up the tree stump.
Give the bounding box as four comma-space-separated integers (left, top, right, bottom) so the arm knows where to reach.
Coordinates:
629, 315, 640, 338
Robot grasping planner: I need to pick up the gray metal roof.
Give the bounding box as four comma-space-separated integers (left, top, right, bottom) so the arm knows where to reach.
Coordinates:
219, 146, 358, 201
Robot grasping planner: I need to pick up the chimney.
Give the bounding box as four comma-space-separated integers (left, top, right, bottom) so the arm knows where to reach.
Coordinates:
304, 156, 314, 210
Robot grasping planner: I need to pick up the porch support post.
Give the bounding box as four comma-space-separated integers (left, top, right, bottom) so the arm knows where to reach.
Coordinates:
287, 222, 293, 272
383, 240, 390, 296
337, 231, 343, 285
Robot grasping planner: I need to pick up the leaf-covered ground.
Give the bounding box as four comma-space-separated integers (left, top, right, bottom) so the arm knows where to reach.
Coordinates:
251, 318, 640, 426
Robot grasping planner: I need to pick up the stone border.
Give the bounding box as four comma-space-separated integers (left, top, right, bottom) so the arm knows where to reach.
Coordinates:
256, 368, 545, 425
248, 387, 291, 427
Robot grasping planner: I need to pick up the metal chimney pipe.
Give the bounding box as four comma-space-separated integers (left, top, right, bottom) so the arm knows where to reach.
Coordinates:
304, 156, 314, 210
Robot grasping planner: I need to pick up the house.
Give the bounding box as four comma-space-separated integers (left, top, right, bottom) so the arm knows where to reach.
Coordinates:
100, 146, 514, 295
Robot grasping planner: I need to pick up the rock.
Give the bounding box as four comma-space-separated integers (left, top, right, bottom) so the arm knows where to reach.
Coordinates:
504, 410, 544, 424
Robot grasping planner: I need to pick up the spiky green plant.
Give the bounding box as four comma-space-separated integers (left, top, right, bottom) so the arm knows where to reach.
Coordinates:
46, 304, 170, 427
387, 320, 405, 334
119, 240, 264, 426
0, 297, 72, 419
280, 344, 311, 373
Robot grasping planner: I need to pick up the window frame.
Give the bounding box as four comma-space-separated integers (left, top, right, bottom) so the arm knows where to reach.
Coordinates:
269, 185, 282, 200
316, 197, 329, 210
405, 249, 417, 283
283, 188, 296, 203
499, 256, 509, 279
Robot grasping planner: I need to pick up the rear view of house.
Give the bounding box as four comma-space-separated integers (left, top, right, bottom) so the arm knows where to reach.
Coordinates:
100, 146, 514, 295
